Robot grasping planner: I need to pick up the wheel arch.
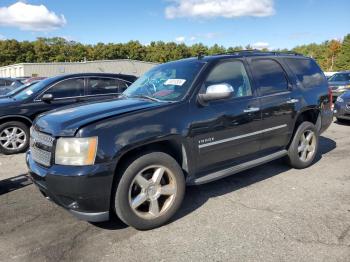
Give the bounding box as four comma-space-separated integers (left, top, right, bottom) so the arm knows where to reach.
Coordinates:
288, 107, 321, 148
114, 138, 190, 178
0, 115, 33, 127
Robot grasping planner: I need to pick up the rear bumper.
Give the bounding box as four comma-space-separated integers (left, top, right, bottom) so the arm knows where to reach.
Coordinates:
320, 109, 333, 134
26, 151, 115, 222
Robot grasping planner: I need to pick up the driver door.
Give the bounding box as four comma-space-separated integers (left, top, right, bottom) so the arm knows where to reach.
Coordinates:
189, 59, 262, 175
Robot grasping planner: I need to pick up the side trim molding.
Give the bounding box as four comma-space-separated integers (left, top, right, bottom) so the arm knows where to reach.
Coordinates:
198, 124, 287, 149
190, 150, 288, 185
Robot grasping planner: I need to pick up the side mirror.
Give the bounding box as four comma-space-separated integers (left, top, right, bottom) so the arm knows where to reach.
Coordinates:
198, 83, 234, 105
42, 93, 53, 103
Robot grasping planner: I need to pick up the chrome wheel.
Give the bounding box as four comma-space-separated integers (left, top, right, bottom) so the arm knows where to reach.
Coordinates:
128, 165, 177, 219
0, 127, 27, 150
297, 130, 316, 162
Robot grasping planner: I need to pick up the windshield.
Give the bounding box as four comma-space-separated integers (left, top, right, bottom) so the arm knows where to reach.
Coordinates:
123, 59, 205, 102
12, 78, 52, 100
329, 73, 350, 82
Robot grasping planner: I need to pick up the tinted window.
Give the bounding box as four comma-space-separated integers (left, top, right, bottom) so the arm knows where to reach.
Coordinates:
328, 73, 350, 82
88, 78, 127, 95
205, 60, 252, 98
251, 59, 288, 95
5, 80, 14, 86
46, 78, 85, 99
286, 58, 325, 88
0, 79, 5, 86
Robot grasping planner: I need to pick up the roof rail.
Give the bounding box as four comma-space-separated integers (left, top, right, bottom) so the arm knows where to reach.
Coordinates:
213, 50, 303, 57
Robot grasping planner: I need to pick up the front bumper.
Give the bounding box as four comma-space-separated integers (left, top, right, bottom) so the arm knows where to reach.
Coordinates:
26, 151, 115, 222
332, 90, 349, 99
334, 102, 350, 120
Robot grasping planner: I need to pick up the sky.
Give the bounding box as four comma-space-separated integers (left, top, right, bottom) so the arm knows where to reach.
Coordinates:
0, 0, 349, 50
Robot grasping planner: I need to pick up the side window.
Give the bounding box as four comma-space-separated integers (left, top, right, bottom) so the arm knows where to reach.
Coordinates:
205, 60, 252, 98
88, 78, 126, 95
286, 58, 326, 89
0, 79, 5, 86
5, 80, 14, 86
251, 59, 288, 96
46, 78, 85, 99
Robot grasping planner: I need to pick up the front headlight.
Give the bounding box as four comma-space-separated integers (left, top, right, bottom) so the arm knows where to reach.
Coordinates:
336, 96, 344, 103
337, 85, 350, 91
55, 137, 98, 166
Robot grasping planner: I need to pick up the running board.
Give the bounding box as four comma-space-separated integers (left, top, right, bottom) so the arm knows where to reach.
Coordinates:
191, 150, 288, 185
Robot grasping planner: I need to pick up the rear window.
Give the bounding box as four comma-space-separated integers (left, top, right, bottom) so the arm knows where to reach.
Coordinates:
285, 58, 325, 89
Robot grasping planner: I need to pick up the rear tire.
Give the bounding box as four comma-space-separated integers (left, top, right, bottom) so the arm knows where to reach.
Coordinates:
0, 121, 29, 155
113, 152, 185, 230
286, 121, 319, 169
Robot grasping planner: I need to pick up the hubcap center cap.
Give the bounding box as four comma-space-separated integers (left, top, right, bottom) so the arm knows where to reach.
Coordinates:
146, 185, 158, 198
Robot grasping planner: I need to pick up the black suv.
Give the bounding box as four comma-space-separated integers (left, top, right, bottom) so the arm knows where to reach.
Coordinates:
27, 52, 333, 230
0, 73, 136, 154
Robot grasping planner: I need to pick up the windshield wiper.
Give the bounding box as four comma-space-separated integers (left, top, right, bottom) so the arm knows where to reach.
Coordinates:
130, 95, 163, 102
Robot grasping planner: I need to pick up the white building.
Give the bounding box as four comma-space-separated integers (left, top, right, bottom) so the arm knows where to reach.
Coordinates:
0, 59, 157, 78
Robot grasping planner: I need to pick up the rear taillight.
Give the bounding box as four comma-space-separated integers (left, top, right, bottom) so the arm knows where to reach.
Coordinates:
328, 86, 333, 109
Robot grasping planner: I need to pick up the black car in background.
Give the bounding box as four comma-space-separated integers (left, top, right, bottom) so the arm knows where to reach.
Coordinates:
0, 81, 42, 98
0, 77, 24, 96
27, 51, 333, 229
328, 71, 350, 100
334, 91, 350, 122
0, 73, 136, 154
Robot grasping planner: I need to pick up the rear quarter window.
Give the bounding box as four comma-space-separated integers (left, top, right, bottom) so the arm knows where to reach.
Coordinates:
285, 58, 326, 89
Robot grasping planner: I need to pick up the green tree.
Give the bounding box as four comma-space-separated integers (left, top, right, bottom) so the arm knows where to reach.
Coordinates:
335, 34, 350, 70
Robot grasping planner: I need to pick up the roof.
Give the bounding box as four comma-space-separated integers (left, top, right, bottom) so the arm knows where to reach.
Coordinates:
45, 72, 137, 82
0, 59, 157, 67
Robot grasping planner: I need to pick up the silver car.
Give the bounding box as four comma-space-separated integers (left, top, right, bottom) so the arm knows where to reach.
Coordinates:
328, 71, 350, 100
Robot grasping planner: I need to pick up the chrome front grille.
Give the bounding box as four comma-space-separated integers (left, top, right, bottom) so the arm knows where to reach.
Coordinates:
30, 128, 55, 167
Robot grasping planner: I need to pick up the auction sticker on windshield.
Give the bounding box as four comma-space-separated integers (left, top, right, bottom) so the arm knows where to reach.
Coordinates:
164, 79, 186, 86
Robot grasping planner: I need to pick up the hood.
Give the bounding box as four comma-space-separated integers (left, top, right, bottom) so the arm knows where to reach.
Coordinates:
35, 98, 162, 136
0, 97, 17, 106
0, 87, 11, 96
341, 91, 350, 100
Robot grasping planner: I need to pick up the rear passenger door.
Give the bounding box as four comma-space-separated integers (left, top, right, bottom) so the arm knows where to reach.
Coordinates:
248, 58, 297, 153
86, 77, 130, 101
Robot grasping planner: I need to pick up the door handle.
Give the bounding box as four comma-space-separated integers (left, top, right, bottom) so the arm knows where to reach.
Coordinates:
243, 107, 260, 113
286, 98, 299, 104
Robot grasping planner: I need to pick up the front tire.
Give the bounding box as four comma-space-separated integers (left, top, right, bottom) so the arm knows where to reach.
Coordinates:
114, 152, 185, 230
0, 121, 29, 155
336, 117, 348, 123
286, 121, 319, 169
